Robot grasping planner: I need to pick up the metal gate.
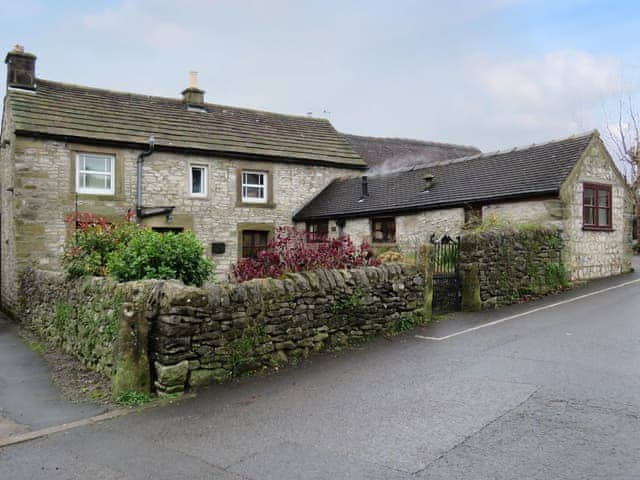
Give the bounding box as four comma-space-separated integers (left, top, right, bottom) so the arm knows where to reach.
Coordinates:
431, 235, 461, 312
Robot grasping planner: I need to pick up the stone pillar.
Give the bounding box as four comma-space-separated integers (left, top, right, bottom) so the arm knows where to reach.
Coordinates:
419, 244, 434, 321
112, 299, 151, 399
461, 264, 481, 312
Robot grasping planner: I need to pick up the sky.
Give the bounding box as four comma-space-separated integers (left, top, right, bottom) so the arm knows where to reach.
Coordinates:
2, 0, 640, 158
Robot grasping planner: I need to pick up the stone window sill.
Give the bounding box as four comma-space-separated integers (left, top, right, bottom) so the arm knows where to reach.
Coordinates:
235, 202, 276, 209
582, 226, 614, 232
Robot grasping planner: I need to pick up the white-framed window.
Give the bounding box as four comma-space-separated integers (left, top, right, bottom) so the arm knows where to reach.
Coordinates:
190, 165, 207, 197
241, 170, 267, 203
76, 153, 115, 195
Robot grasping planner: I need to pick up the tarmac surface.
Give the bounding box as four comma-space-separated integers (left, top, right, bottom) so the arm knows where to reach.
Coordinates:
1, 259, 638, 479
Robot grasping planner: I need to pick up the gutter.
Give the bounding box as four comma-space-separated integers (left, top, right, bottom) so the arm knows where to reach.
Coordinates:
135, 136, 155, 223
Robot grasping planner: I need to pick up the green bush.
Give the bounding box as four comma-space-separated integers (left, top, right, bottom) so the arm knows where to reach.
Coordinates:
107, 229, 213, 286
62, 213, 139, 278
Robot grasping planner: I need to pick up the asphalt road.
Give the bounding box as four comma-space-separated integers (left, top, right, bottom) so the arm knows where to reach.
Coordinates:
1, 265, 639, 479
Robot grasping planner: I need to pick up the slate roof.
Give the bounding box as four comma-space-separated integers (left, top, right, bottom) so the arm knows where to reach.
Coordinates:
7, 79, 366, 168
293, 131, 597, 221
341, 133, 480, 173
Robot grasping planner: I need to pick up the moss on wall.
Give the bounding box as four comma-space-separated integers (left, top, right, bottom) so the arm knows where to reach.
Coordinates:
459, 226, 567, 308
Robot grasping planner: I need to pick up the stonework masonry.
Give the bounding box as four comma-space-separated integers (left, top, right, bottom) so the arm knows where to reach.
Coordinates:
560, 141, 634, 280
19, 264, 430, 395
0, 136, 359, 312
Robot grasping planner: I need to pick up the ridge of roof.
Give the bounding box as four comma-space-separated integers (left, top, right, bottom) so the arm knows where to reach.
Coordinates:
31, 78, 334, 124
439, 130, 599, 165
340, 132, 480, 152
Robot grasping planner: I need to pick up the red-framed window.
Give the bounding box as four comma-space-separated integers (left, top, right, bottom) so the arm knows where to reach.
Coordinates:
583, 183, 612, 231
306, 221, 329, 243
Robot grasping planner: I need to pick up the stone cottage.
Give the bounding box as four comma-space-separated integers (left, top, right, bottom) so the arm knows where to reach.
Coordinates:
0, 46, 634, 314
0, 46, 373, 311
294, 131, 634, 281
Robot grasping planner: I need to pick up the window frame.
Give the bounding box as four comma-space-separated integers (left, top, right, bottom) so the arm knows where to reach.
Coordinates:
582, 183, 613, 231
241, 170, 268, 204
371, 217, 396, 243
75, 153, 116, 195
189, 164, 208, 198
241, 229, 270, 258
306, 221, 329, 243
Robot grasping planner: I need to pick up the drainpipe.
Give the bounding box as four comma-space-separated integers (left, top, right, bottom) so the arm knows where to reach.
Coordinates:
135, 135, 155, 223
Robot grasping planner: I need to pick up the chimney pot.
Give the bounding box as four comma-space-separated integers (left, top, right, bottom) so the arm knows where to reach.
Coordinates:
361, 175, 369, 199
5, 44, 36, 91
182, 70, 205, 107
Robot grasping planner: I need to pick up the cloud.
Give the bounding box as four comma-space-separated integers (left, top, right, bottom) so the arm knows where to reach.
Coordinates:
448, 50, 623, 143
82, 1, 192, 50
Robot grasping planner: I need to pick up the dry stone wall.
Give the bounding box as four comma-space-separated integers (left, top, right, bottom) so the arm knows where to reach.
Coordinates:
19, 264, 429, 395
18, 269, 127, 376
459, 227, 566, 309
151, 264, 426, 394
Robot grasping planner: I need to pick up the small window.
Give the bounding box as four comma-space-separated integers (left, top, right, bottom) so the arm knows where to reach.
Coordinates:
242, 230, 269, 258
372, 217, 396, 243
76, 153, 115, 195
241, 171, 267, 203
190, 165, 207, 197
307, 221, 329, 242
583, 183, 612, 230
464, 205, 482, 226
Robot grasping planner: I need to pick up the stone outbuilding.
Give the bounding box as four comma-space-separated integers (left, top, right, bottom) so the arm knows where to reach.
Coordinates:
294, 131, 634, 281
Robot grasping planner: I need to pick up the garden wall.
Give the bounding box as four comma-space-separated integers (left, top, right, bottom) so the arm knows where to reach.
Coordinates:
459, 227, 566, 309
18, 269, 127, 376
151, 263, 426, 394
19, 263, 430, 396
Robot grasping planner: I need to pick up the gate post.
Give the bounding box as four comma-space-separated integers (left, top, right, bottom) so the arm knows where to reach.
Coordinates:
419, 244, 435, 321
461, 264, 481, 312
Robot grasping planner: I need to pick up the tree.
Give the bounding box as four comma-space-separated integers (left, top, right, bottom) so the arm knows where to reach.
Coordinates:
605, 98, 640, 238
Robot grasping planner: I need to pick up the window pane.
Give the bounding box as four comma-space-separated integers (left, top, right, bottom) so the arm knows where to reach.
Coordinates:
83, 173, 107, 189
82, 155, 110, 172
192, 167, 203, 193
244, 172, 264, 185
105, 176, 111, 190
598, 190, 610, 207
584, 206, 595, 225
583, 187, 595, 206
244, 186, 264, 199
598, 208, 609, 226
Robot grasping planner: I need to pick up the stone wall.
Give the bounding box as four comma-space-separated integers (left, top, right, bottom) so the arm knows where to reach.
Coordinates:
482, 198, 563, 227
0, 136, 360, 309
560, 140, 634, 280
18, 269, 127, 376
336, 208, 465, 256
19, 263, 429, 395
0, 98, 18, 312
151, 263, 426, 394
459, 227, 565, 308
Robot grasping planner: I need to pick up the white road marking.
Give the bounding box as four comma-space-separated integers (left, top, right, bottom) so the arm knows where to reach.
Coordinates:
416, 277, 640, 342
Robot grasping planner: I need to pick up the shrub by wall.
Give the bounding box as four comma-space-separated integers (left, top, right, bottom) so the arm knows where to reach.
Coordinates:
459, 227, 567, 309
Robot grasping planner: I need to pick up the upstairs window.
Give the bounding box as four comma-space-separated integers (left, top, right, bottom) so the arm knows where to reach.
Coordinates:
190, 165, 207, 197
583, 183, 612, 230
76, 153, 115, 195
372, 217, 396, 243
241, 171, 267, 203
307, 221, 329, 242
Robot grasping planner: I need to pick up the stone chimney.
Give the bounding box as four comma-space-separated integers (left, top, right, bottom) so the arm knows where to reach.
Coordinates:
5, 44, 36, 90
181, 70, 205, 107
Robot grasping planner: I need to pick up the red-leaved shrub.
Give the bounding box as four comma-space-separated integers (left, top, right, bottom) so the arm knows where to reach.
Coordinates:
232, 226, 378, 282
